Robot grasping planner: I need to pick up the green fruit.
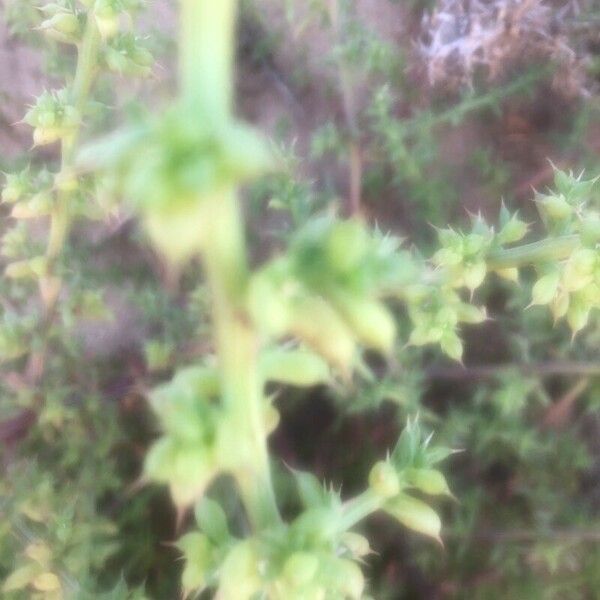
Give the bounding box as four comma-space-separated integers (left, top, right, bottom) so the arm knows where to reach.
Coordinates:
531, 270, 560, 305
328, 290, 396, 354
260, 347, 330, 387
217, 542, 262, 600
289, 295, 356, 374
246, 267, 293, 336
369, 461, 400, 499
284, 552, 319, 587
325, 219, 369, 273
499, 215, 528, 244
461, 261, 487, 291
580, 211, 600, 246
178, 533, 213, 592
562, 249, 597, 291
384, 493, 442, 544
405, 468, 454, 498
341, 532, 370, 558
537, 193, 573, 221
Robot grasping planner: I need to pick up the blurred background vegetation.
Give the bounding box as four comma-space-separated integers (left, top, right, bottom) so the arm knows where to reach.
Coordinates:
1, 0, 600, 598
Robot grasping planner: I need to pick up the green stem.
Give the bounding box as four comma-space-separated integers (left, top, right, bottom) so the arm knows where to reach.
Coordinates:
28, 10, 101, 384
179, 0, 280, 529
201, 191, 280, 530
47, 11, 101, 262
487, 235, 580, 270
338, 489, 382, 533
180, 0, 236, 121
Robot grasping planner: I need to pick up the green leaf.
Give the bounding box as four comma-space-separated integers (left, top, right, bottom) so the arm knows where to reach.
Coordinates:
384, 494, 442, 544
2, 563, 40, 593
405, 468, 454, 498
293, 469, 329, 509
194, 498, 230, 544
260, 347, 331, 387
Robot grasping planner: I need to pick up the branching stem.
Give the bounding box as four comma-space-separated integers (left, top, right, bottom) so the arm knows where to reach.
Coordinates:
487, 235, 580, 270
27, 10, 101, 385
180, 0, 281, 530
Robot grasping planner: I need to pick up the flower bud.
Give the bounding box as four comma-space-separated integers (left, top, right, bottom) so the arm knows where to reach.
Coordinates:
432, 247, 462, 268
461, 261, 487, 291
33, 127, 62, 147
384, 493, 442, 544
536, 193, 573, 221
1, 563, 40, 593
217, 541, 262, 600
325, 219, 369, 273
463, 233, 486, 256
562, 249, 597, 292
567, 300, 590, 335
335, 559, 365, 600
260, 347, 330, 387
39, 12, 81, 44
11, 192, 53, 220
408, 321, 440, 346
177, 532, 213, 592
531, 270, 560, 306
283, 552, 319, 587
5, 256, 48, 280
247, 268, 294, 337
95, 4, 121, 39
2, 171, 31, 204
25, 91, 79, 147
405, 468, 453, 498
54, 170, 78, 193
289, 295, 356, 374
32, 572, 61, 593
440, 331, 463, 362
369, 461, 400, 499
456, 303, 486, 324
144, 437, 217, 509
25, 541, 52, 566
316, 556, 364, 599
104, 32, 154, 76
143, 197, 209, 266
341, 532, 371, 558
328, 291, 396, 354
498, 215, 528, 244
1, 226, 27, 259
580, 211, 600, 247
550, 290, 569, 321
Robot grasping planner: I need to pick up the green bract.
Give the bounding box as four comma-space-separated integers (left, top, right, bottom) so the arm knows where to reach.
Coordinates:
4, 0, 600, 597
23, 89, 80, 146
79, 105, 271, 264
143, 366, 223, 507
103, 32, 154, 76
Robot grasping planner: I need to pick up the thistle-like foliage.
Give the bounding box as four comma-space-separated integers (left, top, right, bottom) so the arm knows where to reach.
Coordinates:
1, 1, 153, 596
79, 1, 600, 598
2, 0, 599, 598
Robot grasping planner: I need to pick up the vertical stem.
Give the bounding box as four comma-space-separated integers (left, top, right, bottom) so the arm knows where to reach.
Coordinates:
48, 11, 101, 264
180, 0, 236, 122
201, 192, 280, 530
27, 11, 101, 385
179, 0, 280, 529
